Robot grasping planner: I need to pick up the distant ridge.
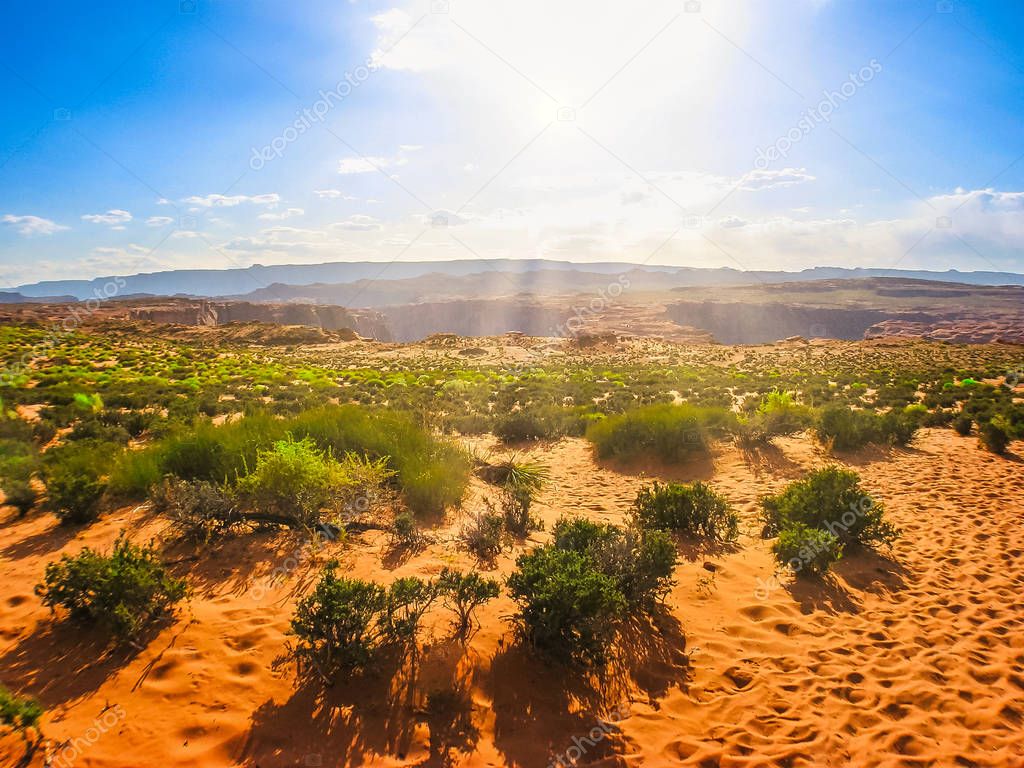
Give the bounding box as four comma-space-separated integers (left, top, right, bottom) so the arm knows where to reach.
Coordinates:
13, 259, 1024, 301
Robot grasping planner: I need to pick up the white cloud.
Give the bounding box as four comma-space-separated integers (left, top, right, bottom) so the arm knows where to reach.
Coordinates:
146, 216, 175, 227
313, 189, 357, 200
82, 209, 132, 226
182, 193, 280, 207
258, 207, 304, 221
332, 214, 382, 231
1, 214, 68, 236
739, 168, 816, 191
338, 155, 404, 174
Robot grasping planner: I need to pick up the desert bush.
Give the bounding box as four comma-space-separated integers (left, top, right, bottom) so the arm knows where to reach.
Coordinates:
507, 546, 625, 664
773, 523, 844, 577
390, 510, 425, 550
292, 406, 471, 515
978, 418, 1011, 455
756, 390, 814, 436
476, 456, 551, 494
551, 518, 676, 610
953, 414, 973, 436
111, 406, 471, 515
289, 563, 387, 677
499, 486, 542, 537
760, 466, 899, 548
152, 477, 242, 541
41, 440, 116, 524
631, 481, 738, 541
35, 535, 187, 638
493, 405, 583, 442
459, 504, 506, 561
436, 568, 500, 634
589, 526, 676, 610
585, 404, 733, 463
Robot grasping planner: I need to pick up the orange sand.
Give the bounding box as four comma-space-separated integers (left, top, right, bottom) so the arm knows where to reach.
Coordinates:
1, 428, 1022, 767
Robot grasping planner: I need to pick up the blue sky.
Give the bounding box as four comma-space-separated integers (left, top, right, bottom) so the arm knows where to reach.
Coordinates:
1, 0, 1023, 287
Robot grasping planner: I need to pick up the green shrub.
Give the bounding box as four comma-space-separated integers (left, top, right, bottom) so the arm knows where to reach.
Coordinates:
756, 390, 814, 436
382, 576, 438, 644
978, 419, 1011, 455
493, 405, 583, 442
499, 486, 542, 538
585, 404, 732, 462
390, 510, 425, 550
507, 546, 625, 664
111, 406, 471, 515
41, 440, 116, 524
436, 568, 500, 634
235, 435, 390, 529
289, 563, 387, 677
631, 481, 738, 541
773, 523, 844, 577
0, 684, 43, 735
760, 466, 898, 548
35, 535, 188, 638
510, 518, 677, 663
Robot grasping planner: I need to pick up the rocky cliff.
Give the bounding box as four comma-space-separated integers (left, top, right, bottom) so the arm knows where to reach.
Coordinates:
127, 300, 392, 341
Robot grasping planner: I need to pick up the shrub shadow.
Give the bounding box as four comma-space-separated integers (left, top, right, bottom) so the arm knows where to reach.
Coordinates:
484, 609, 691, 768
238, 641, 483, 768
164, 529, 330, 600
0, 518, 78, 560
0, 617, 175, 706
739, 442, 804, 479
784, 546, 908, 615
593, 451, 716, 483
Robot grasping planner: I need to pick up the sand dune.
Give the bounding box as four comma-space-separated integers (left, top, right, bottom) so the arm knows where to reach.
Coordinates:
1, 428, 1022, 767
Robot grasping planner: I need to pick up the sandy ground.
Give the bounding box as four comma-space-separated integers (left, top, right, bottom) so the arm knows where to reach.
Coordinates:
0, 428, 1022, 767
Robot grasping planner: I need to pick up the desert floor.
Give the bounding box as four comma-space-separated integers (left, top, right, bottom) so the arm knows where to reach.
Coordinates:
1, 428, 1022, 767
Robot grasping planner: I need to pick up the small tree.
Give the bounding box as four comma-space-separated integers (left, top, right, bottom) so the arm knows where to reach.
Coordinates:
436, 568, 500, 635
35, 535, 188, 639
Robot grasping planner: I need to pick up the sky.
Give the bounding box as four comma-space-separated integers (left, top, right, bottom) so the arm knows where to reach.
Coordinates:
1, 0, 1023, 288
